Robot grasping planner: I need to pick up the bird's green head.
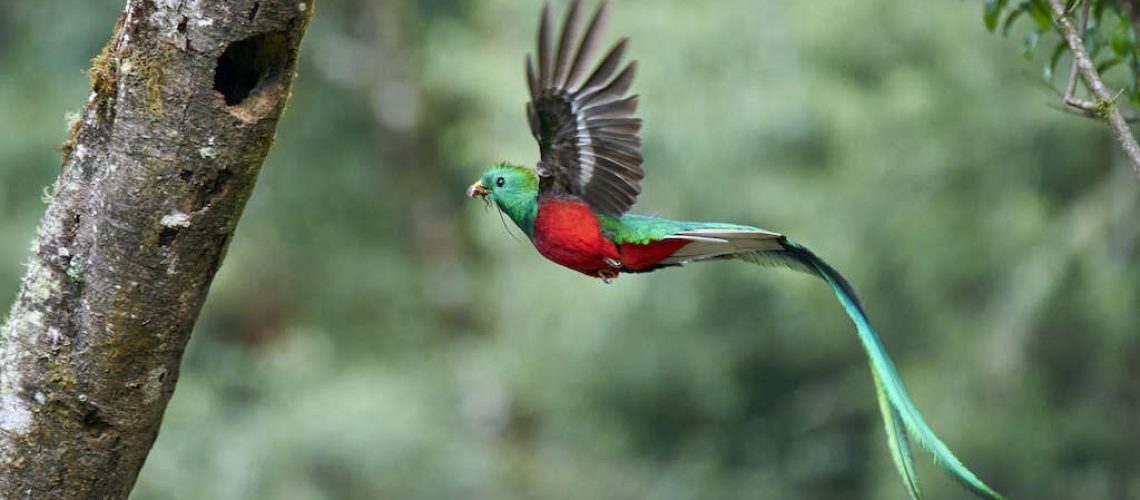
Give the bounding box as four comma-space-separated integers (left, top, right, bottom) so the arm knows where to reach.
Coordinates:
466, 163, 540, 237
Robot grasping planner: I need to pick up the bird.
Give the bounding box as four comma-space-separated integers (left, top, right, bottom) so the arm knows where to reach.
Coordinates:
465, 1, 1006, 499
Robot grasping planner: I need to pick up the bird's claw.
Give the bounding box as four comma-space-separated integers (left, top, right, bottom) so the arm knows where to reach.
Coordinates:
597, 263, 621, 284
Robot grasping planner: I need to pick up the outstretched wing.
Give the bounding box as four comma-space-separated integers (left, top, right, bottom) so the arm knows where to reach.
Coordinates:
527, 0, 644, 218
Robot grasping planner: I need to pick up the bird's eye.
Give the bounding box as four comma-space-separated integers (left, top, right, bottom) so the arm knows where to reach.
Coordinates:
495, 177, 505, 188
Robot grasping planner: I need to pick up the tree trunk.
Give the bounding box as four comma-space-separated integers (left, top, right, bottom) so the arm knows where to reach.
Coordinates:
0, 1, 312, 498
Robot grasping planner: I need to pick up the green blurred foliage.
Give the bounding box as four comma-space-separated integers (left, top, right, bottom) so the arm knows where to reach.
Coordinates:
989, 0, 1140, 104
2, 0, 1139, 498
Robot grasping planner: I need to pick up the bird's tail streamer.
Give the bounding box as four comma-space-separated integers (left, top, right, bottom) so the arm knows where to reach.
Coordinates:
771, 239, 1006, 500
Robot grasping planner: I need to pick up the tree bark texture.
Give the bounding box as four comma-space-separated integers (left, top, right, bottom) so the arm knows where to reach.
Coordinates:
0, 1, 312, 498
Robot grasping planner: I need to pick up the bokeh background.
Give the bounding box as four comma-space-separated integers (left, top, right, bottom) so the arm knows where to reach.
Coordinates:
3, 0, 1140, 498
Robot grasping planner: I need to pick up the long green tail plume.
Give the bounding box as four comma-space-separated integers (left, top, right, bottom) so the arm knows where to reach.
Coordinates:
742, 239, 1007, 500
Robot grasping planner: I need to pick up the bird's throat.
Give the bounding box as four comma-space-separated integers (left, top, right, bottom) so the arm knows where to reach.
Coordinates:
494, 195, 538, 240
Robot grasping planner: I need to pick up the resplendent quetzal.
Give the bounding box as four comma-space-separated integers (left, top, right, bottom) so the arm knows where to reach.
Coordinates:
466, 2, 1006, 498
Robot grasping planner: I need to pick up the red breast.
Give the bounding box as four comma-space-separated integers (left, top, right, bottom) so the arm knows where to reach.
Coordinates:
533, 198, 621, 277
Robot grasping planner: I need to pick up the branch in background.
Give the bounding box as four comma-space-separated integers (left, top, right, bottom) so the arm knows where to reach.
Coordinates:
0, 1, 311, 498
1053, 0, 1140, 122
1048, 0, 1140, 180
1052, 102, 1140, 123
1062, 0, 1090, 107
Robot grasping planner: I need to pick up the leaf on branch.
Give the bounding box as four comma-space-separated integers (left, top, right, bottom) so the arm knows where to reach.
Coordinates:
1128, 55, 1140, 107
1096, 55, 1122, 74
1045, 40, 1067, 80
1028, 0, 1054, 30
985, 0, 1011, 32
1109, 16, 1133, 56
1024, 30, 1042, 59
1001, 7, 1026, 36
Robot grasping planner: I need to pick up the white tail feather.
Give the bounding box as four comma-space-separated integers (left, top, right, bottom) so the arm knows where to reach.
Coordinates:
658, 229, 784, 265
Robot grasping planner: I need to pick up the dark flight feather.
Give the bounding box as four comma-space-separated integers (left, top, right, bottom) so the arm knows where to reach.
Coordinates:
577, 39, 628, 94
553, 0, 583, 88
537, 4, 553, 89
564, 2, 608, 90
527, 0, 644, 218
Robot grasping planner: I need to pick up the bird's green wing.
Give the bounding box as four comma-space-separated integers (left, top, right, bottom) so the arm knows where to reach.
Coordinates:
527, 0, 644, 218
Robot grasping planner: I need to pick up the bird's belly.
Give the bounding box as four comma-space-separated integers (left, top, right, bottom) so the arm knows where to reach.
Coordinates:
618, 239, 691, 271
533, 199, 620, 277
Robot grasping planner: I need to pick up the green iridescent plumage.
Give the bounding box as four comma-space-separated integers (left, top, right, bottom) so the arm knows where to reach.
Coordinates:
470, 2, 1006, 497
599, 214, 757, 245
480, 165, 760, 244
474, 164, 1007, 500
477, 164, 539, 239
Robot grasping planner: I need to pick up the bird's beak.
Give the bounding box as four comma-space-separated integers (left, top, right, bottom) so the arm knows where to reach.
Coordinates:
466, 180, 489, 198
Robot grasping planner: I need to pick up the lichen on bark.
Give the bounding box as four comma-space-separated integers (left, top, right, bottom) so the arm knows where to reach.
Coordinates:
0, 1, 313, 498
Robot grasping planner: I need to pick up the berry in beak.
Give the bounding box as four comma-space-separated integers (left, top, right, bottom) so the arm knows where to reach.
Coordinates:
466, 180, 489, 198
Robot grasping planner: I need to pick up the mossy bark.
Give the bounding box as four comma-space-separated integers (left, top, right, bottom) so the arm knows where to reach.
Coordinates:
0, 1, 312, 497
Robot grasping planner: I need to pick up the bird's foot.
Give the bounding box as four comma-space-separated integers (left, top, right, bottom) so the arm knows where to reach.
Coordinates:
598, 257, 623, 284
597, 266, 620, 284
